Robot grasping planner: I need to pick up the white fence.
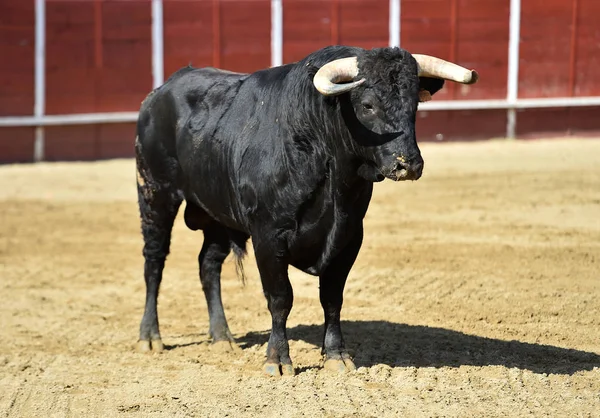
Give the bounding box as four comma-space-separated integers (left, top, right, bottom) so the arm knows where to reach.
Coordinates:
1, 0, 599, 162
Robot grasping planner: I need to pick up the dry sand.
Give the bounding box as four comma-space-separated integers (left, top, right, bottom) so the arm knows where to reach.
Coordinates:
1, 138, 599, 417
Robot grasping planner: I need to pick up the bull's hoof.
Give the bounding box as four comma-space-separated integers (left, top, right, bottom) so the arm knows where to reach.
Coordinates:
210, 340, 242, 354
324, 354, 356, 373
262, 362, 295, 377
136, 339, 164, 353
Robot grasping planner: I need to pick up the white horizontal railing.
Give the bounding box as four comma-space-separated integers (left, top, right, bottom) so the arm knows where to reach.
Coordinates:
2, 96, 600, 128
0, 112, 139, 127
2, 0, 599, 162
418, 96, 600, 111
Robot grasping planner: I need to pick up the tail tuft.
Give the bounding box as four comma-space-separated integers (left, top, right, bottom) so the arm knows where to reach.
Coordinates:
230, 239, 247, 286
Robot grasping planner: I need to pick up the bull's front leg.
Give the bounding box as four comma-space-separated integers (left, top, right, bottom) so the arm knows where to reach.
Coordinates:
253, 239, 294, 377
319, 227, 363, 373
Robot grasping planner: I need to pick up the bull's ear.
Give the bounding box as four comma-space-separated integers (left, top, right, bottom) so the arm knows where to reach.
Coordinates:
418, 77, 445, 102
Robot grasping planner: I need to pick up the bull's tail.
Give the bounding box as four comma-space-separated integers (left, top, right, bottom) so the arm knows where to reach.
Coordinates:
229, 232, 248, 286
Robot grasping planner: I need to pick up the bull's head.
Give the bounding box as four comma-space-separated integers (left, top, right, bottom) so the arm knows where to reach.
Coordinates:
313, 48, 478, 182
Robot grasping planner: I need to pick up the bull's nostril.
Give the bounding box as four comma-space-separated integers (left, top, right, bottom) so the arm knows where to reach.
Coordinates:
394, 162, 409, 180
392, 159, 423, 181
396, 160, 409, 170
389, 156, 423, 181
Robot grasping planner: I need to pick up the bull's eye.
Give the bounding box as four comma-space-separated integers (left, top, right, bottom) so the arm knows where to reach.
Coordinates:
362, 102, 374, 111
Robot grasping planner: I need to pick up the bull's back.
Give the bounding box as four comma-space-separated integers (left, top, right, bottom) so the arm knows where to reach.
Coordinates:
136, 66, 248, 185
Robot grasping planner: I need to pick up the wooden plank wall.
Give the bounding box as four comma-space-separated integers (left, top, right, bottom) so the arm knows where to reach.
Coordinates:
282, 0, 389, 62
43, 0, 152, 161
163, 0, 270, 75
0, 0, 36, 161
0, 0, 599, 163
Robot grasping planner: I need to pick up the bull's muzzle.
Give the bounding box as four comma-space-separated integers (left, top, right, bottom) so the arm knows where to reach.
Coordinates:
388, 155, 424, 181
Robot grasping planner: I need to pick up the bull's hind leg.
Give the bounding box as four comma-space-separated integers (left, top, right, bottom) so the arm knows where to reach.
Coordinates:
198, 223, 237, 350
136, 148, 182, 353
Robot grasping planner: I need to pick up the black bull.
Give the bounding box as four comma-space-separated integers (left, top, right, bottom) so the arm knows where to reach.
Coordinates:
135, 45, 476, 376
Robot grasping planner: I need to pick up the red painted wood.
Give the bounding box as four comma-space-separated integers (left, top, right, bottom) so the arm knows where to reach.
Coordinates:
45, 125, 98, 161
97, 122, 136, 159
568, 0, 579, 96
283, 0, 388, 64
165, 0, 270, 75
0, 127, 35, 163
447, 0, 458, 99
338, 0, 388, 48
567, 106, 600, 132
282, 0, 335, 63
94, 0, 103, 68
416, 109, 507, 142
44, 122, 136, 161
45, 0, 152, 115
219, 0, 271, 72
2, 0, 600, 163
402, 0, 510, 100
163, 0, 214, 78
0, 0, 35, 116
572, 0, 600, 96
518, 0, 600, 98
213, 0, 221, 68
331, 0, 339, 45
517, 106, 600, 137
519, 0, 573, 98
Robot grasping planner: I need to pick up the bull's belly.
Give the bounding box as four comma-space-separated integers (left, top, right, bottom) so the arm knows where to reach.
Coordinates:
290, 246, 324, 276
287, 227, 356, 276
288, 238, 350, 276
181, 181, 248, 234
290, 254, 324, 276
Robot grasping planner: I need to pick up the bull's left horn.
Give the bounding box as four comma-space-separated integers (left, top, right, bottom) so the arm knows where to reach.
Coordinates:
412, 54, 479, 85
313, 57, 366, 96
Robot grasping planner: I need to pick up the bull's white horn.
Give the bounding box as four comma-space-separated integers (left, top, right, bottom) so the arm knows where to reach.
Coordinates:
313, 57, 366, 96
412, 54, 479, 85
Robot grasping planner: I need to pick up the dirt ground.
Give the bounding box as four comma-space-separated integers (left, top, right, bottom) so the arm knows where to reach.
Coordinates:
1, 138, 599, 417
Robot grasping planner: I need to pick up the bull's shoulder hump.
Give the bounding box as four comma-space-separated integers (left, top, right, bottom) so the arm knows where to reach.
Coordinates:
203, 67, 249, 78
171, 68, 249, 100
176, 67, 249, 85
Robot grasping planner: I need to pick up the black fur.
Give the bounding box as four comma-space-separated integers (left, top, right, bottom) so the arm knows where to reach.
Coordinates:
135, 46, 445, 370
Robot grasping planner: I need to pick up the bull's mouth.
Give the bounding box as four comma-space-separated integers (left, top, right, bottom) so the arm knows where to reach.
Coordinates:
387, 168, 410, 181
386, 161, 422, 181
358, 161, 423, 182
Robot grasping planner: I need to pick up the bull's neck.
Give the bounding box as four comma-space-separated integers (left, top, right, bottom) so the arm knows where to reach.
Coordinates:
310, 113, 370, 194
321, 98, 371, 189
281, 67, 371, 190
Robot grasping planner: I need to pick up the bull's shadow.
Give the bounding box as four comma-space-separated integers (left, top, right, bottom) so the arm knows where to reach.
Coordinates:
237, 321, 600, 375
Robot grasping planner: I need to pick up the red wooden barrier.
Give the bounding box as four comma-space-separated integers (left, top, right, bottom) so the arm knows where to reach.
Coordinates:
0, 0, 35, 117
0, 0, 599, 162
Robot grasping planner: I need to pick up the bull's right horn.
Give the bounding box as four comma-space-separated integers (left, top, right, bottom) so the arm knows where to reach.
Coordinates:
313, 57, 366, 96
413, 54, 479, 84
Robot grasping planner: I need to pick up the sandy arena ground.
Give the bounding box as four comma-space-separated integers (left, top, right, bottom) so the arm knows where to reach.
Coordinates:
0, 138, 599, 417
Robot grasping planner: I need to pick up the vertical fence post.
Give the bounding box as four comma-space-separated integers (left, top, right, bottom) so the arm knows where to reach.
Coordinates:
271, 0, 283, 67
389, 0, 400, 47
151, 0, 164, 89
34, 0, 46, 162
506, 0, 521, 139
